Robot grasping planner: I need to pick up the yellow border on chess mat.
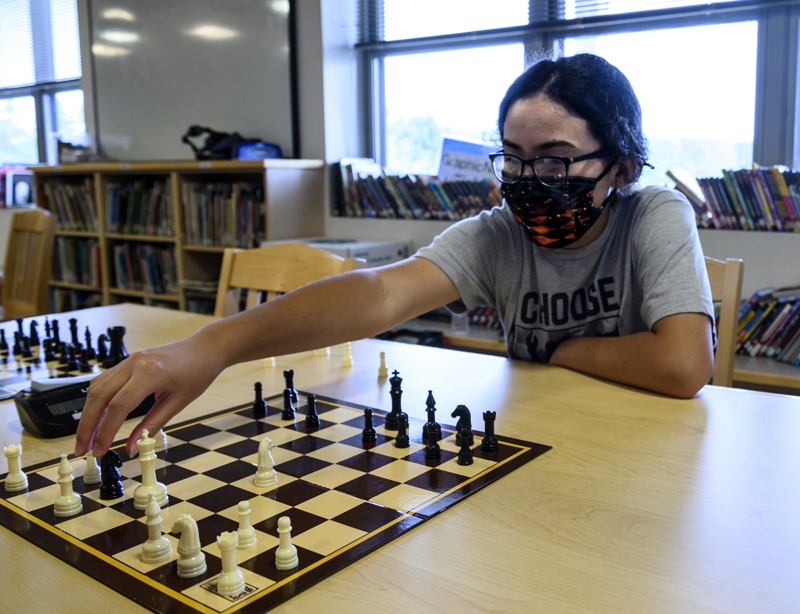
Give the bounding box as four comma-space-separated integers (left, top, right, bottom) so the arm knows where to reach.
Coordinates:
1, 403, 533, 614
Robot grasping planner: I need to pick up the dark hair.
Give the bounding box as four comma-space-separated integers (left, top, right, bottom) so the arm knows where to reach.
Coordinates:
498, 54, 649, 181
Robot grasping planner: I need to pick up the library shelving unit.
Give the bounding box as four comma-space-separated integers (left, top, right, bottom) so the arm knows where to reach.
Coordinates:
33, 159, 324, 314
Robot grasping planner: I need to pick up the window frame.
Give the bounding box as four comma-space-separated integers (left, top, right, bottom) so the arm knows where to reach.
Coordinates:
357, 0, 800, 171
0, 0, 83, 165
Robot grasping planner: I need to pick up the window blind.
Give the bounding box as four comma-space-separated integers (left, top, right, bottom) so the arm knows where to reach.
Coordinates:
361, 0, 765, 44
0, 0, 81, 90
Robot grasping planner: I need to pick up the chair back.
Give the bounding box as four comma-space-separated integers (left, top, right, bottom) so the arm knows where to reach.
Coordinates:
705, 256, 744, 387
1, 208, 56, 321
214, 243, 366, 318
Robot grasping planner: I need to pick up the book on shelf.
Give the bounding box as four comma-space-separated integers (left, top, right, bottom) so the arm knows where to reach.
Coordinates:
111, 242, 178, 296
53, 237, 102, 287
106, 179, 173, 236
737, 286, 800, 366
49, 288, 102, 312
181, 181, 265, 248
333, 159, 501, 221
682, 164, 800, 231
39, 178, 97, 231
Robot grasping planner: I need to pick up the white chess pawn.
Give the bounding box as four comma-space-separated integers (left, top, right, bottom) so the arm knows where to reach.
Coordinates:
54, 454, 82, 517
173, 514, 206, 579
4, 444, 28, 492
237, 501, 256, 549
83, 450, 101, 485
142, 493, 172, 564
133, 429, 168, 510
254, 437, 278, 489
216, 531, 246, 598
275, 516, 298, 570
342, 341, 353, 367
378, 352, 388, 378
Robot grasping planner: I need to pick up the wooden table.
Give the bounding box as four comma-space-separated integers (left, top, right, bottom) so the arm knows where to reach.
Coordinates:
1, 304, 799, 613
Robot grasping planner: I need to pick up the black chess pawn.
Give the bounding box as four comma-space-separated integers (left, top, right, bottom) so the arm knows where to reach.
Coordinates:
99, 450, 124, 500
78, 348, 92, 373
20, 336, 32, 358
252, 382, 267, 417
362, 407, 377, 443
59, 341, 70, 365
84, 327, 96, 361
394, 414, 410, 449
0, 329, 7, 352
66, 346, 79, 371
29, 321, 40, 347
96, 333, 108, 363
283, 369, 298, 403
457, 427, 474, 466
281, 388, 295, 420
43, 338, 56, 362
102, 326, 128, 368
385, 370, 404, 430
422, 390, 442, 441
424, 426, 441, 460
452, 405, 473, 447
481, 411, 499, 452
305, 394, 320, 428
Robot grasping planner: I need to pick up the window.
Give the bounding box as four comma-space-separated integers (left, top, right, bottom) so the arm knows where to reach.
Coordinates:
0, 0, 85, 166
359, 1, 798, 183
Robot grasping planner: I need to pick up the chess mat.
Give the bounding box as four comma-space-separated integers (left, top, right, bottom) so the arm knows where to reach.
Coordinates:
1, 391, 551, 614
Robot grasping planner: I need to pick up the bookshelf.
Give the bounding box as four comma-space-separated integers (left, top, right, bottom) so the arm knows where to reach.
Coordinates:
33, 160, 324, 314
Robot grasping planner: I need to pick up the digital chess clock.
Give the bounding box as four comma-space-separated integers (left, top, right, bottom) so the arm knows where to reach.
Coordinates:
14, 373, 155, 438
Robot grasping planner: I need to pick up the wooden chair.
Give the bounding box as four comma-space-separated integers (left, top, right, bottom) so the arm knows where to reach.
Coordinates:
705, 256, 744, 387
0, 208, 56, 321
214, 243, 367, 318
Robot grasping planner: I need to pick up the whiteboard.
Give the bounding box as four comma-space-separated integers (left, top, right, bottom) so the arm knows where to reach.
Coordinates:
90, 0, 294, 161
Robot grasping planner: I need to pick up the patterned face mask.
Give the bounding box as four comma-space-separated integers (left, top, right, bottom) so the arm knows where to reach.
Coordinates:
501, 160, 617, 249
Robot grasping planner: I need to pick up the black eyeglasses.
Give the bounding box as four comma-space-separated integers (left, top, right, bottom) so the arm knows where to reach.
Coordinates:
489, 149, 611, 187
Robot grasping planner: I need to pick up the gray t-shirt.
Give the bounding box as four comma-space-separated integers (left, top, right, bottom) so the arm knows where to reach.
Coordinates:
416, 185, 715, 362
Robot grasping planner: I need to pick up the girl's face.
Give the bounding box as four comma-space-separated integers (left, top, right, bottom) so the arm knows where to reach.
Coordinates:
502, 93, 621, 210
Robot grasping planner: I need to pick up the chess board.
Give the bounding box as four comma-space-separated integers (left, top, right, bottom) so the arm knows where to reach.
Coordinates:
1, 387, 550, 614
